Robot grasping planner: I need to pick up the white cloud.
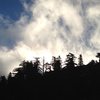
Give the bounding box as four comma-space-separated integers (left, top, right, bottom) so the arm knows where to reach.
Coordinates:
87, 6, 100, 19
87, 5, 100, 50
20, 0, 84, 56
0, 46, 22, 76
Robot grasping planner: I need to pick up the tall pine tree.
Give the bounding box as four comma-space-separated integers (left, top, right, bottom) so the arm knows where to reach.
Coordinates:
78, 54, 83, 66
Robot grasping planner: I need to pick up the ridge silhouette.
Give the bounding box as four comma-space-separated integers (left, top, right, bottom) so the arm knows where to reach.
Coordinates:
0, 53, 100, 100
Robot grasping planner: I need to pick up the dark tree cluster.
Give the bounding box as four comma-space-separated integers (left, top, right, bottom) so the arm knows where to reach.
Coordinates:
0, 53, 100, 100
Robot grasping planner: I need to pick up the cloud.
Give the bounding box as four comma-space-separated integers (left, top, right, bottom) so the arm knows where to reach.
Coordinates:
87, 5, 100, 50
21, 0, 84, 55
88, 6, 100, 18
0, 0, 100, 75
0, 46, 22, 76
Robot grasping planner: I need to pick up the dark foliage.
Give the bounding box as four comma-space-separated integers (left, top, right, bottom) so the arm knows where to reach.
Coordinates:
0, 53, 100, 100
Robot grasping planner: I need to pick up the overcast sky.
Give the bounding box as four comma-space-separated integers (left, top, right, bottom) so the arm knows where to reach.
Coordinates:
0, 0, 100, 76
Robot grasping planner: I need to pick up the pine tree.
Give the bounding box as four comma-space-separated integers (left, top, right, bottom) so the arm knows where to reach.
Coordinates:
78, 54, 83, 66
52, 56, 61, 71
65, 53, 76, 70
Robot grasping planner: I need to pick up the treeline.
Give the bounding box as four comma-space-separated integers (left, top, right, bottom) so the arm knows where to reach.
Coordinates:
0, 53, 100, 100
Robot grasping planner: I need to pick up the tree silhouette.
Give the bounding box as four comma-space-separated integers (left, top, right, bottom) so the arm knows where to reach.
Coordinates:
45, 63, 52, 72
33, 57, 40, 73
0, 76, 7, 89
96, 53, 100, 62
78, 54, 83, 66
13, 59, 40, 79
0, 52, 100, 100
13, 67, 24, 79
52, 56, 61, 71
65, 53, 76, 70
7, 72, 12, 81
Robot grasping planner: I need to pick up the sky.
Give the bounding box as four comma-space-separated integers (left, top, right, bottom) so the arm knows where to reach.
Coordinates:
0, 0, 100, 76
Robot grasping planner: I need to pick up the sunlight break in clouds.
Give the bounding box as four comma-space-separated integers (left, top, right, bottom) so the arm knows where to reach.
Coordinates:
0, 0, 100, 75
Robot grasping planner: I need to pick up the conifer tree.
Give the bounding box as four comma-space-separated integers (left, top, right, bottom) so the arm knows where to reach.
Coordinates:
65, 53, 76, 70
78, 54, 83, 66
